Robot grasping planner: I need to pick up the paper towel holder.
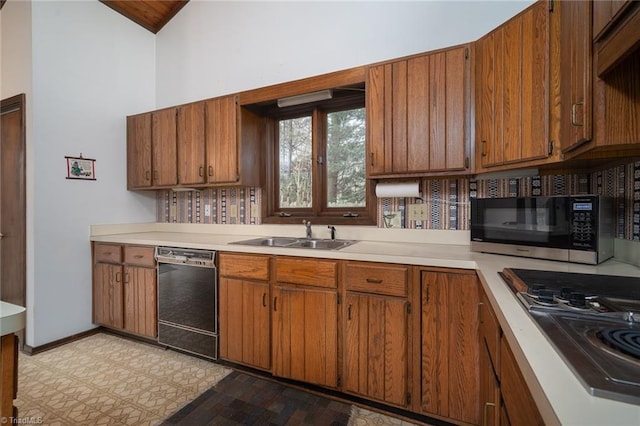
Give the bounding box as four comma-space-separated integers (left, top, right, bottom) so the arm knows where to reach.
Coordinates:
374, 181, 424, 201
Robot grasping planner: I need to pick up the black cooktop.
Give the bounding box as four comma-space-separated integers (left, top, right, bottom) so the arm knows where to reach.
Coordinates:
509, 268, 640, 300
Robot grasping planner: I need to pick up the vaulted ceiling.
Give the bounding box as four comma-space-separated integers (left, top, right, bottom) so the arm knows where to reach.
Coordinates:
99, 0, 189, 34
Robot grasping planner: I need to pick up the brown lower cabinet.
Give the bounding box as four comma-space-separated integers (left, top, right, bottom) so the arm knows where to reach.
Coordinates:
218, 252, 271, 370
417, 268, 480, 425
343, 261, 410, 407
0, 333, 18, 420
215, 253, 547, 425
479, 286, 544, 426
92, 243, 157, 339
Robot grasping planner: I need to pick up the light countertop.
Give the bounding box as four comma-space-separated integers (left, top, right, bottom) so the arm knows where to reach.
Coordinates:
90, 223, 640, 426
1, 301, 26, 336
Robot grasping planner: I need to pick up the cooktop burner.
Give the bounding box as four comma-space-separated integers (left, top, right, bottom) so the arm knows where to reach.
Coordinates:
598, 328, 640, 360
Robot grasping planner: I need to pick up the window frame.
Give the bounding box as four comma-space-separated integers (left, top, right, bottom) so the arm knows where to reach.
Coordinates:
263, 101, 376, 226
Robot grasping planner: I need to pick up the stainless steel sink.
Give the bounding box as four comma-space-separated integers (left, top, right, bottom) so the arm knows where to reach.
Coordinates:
230, 237, 356, 250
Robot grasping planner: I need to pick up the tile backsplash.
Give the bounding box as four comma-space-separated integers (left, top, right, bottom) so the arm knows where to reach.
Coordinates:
157, 160, 640, 241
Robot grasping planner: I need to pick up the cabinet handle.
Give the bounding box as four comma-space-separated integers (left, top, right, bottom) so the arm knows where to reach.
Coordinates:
370, 152, 374, 167
115, 272, 121, 283
262, 293, 267, 307
273, 296, 278, 312
208, 165, 213, 176
145, 171, 150, 181
481, 140, 487, 157
347, 304, 352, 320
199, 166, 204, 177
153, 170, 159, 182
366, 278, 383, 284
478, 302, 484, 325
124, 273, 129, 284
483, 402, 496, 426
571, 102, 584, 127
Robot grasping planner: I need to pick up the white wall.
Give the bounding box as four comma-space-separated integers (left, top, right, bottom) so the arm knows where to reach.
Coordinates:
156, 0, 535, 108
25, 0, 156, 346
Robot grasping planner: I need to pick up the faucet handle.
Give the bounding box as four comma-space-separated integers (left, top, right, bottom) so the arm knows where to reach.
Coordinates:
327, 225, 336, 240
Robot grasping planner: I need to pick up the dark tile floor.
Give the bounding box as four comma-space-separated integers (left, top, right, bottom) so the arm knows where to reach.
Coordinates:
162, 371, 353, 425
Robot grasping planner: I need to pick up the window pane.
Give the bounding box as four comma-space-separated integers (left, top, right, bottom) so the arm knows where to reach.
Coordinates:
326, 108, 366, 208
279, 116, 312, 208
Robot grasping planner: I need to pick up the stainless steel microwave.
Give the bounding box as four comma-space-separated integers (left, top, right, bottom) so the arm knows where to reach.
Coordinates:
470, 195, 615, 264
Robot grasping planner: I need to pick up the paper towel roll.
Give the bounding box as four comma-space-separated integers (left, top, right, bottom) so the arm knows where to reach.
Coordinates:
375, 181, 420, 198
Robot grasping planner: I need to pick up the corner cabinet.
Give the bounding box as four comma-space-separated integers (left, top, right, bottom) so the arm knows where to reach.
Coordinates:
475, 0, 554, 170
367, 45, 471, 177
343, 261, 411, 408
218, 252, 271, 371
415, 268, 479, 425
272, 257, 338, 388
92, 243, 157, 339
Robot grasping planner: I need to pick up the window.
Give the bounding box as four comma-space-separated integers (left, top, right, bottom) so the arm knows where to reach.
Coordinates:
265, 95, 374, 225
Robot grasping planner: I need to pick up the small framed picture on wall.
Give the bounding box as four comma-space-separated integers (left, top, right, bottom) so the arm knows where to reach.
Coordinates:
65, 155, 96, 180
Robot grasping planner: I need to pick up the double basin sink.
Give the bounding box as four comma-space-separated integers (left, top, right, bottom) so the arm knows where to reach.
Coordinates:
230, 236, 356, 250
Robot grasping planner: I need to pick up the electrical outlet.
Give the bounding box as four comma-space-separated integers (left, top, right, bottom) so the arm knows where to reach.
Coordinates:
204, 204, 211, 217
408, 204, 427, 221
251, 204, 260, 217
229, 204, 238, 217
170, 205, 177, 219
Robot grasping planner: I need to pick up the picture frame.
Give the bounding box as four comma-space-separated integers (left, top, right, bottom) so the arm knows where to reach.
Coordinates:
65, 155, 96, 180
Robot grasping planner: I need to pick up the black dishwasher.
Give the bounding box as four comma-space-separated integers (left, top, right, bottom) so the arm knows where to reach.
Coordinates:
155, 247, 218, 360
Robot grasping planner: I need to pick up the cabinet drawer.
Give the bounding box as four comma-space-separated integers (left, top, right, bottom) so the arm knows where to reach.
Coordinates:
275, 257, 337, 288
219, 252, 270, 281
124, 246, 155, 267
344, 262, 407, 297
94, 243, 122, 263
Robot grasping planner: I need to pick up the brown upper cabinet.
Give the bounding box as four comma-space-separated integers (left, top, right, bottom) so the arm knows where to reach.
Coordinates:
127, 95, 264, 190
475, 0, 554, 171
559, 0, 593, 153
593, 0, 640, 76
367, 45, 471, 177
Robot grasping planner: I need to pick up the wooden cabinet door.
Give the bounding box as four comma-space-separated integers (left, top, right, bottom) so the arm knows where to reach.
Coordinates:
93, 263, 124, 329
219, 277, 270, 370
366, 63, 388, 176
593, 0, 631, 40
560, 0, 592, 153
480, 341, 501, 426
272, 285, 337, 388
477, 1, 549, 169
367, 47, 469, 176
152, 108, 178, 187
177, 102, 206, 185
500, 337, 545, 426
126, 112, 152, 189
344, 292, 408, 407
205, 96, 239, 184
123, 266, 157, 339
420, 270, 479, 425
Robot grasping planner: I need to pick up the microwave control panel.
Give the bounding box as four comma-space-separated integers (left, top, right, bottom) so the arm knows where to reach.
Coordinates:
570, 196, 598, 250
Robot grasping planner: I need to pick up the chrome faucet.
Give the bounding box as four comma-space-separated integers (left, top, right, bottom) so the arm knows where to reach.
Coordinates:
303, 220, 312, 239
327, 225, 336, 240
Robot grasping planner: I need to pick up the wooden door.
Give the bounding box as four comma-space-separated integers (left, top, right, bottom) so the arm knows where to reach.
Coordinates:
123, 266, 157, 338
477, 29, 503, 168
219, 277, 270, 370
480, 343, 501, 426
205, 96, 238, 184
272, 286, 337, 388
0, 95, 27, 319
151, 108, 178, 186
177, 102, 206, 185
126, 112, 152, 189
560, 0, 592, 152
420, 270, 479, 425
519, 1, 549, 162
366, 63, 388, 176
93, 263, 124, 329
344, 292, 408, 407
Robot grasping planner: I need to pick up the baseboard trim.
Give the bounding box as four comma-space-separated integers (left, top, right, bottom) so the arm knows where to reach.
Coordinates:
22, 327, 101, 356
